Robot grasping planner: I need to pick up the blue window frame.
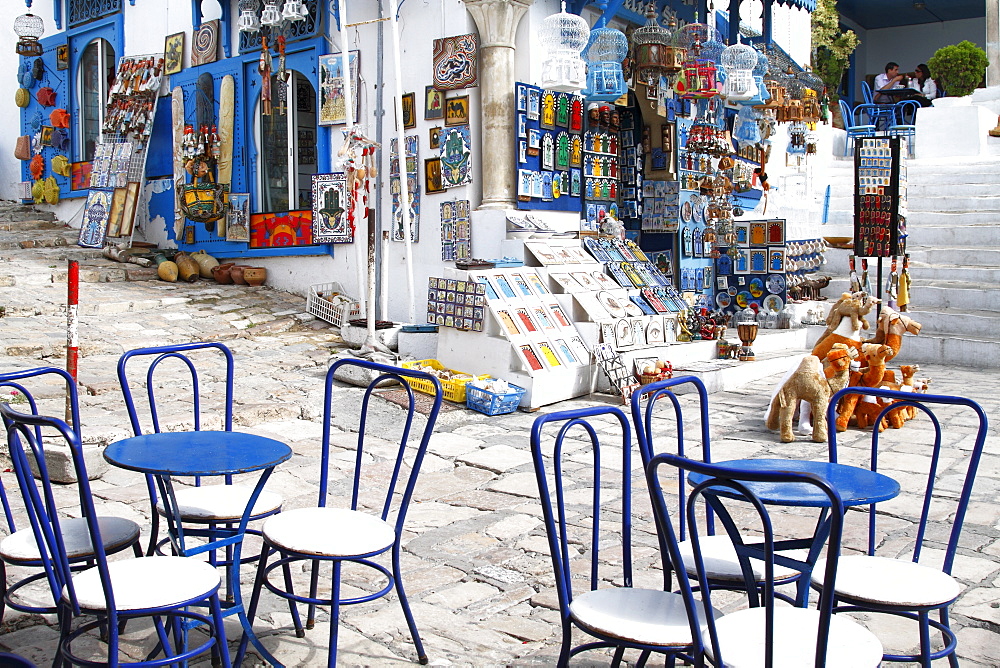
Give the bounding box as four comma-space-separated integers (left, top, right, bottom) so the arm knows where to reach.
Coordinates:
69, 17, 123, 163
238, 0, 322, 54
69, 0, 124, 28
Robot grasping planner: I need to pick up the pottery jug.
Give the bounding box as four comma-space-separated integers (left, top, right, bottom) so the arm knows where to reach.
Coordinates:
230, 265, 251, 285
157, 260, 179, 282
242, 267, 267, 287
191, 249, 219, 278
212, 262, 235, 284
174, 252, 200, 282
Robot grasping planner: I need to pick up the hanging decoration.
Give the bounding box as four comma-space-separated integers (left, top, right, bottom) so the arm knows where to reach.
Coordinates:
440, 125, 472, 188
674, 22, 722, 99
538, 1, 590, 93
720, 41, 758, 103
339, 129, 379, 242
311, 173, 349, 242
632, 3, 673, 87
440, 199, 471, 261
432, 34, 479, 91
390, 135, 420, 242
581, 24, 628, 102
14, 12, 44, 57
191, 20, 220, 66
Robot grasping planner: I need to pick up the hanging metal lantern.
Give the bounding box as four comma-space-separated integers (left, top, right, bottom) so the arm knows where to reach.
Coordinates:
14, 13, 44, 57
260, 0, 283, 27
582, 25, 628, 102
281, 0, 307, 22
538, 2, 590, 93
720, 41, 759, 102
631, 2, 671, 86
238, 0, 262, 32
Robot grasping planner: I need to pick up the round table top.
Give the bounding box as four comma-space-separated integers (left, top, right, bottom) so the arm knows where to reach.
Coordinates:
687, 458, 900, 508
104, 431, 292, 477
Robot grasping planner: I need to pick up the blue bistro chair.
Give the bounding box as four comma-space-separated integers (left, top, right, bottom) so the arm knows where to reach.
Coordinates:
238, 358, 444, 667
631, 376, 802, 597
861, 80, 897, 129
117, 342, 284, 566
0, 402, 230, 667
531, 405, 708, 667
646, 453, 884, 667
838, 99, 876, 157
0, 368, 141, 624
815, 387, 989, 667
0, 652, 35, 667
888, 99, 919, 156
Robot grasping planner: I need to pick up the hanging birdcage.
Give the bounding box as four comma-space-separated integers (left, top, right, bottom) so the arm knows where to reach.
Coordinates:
632, 3, 672, 86
743, 48, 771, 106
801, 88, 821, 122
720, 41, 759, 102
14, 13, 44, 57
673, 23, 722, 99
787, 121, 807, 154
538, 2, 590, 93
582, 25, 628, 101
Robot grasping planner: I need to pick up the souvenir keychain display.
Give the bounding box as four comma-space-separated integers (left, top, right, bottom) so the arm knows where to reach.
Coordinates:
854, 136, 906, 257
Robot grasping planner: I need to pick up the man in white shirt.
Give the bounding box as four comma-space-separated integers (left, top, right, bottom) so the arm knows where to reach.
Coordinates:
874, 62, 905, 103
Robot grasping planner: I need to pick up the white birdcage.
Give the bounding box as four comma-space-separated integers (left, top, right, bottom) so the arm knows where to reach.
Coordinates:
538, 2, 590, 93
721, 41, 759, 102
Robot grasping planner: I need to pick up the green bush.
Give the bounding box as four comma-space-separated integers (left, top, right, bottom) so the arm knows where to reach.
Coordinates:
928, 41, 988, 97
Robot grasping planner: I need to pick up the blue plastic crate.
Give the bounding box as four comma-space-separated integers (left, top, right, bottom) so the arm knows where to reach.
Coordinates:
466, 380, 527, 416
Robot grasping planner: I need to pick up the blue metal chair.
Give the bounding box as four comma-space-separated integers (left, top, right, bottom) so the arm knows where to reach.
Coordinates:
839, 99, 876, 157
117, 342, 284, 563
631, 377, 802, 597
888, 99, 919, 156
646, 452, 884, 667
531, 405, 706, 667
0, 402, 230, 667
861, 80, 896, 129
816, 387, 989, 667
0, 651, 36, 667
238, 358, 444, 667
0, 367, 141, 625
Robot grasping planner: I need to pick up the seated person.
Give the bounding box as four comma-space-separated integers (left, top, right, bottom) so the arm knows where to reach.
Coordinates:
906, 63, 938, 107
874, 62, 905, 103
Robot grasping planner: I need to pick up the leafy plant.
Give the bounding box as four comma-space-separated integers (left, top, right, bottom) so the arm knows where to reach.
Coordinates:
928, 41, 988, 97
811, 0, 859, 100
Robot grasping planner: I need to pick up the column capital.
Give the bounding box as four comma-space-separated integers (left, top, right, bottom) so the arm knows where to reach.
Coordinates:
463, 0, 534, 49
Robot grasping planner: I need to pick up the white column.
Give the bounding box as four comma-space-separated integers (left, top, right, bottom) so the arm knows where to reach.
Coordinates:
463, 0, 534, 209
987, 0, 999, 87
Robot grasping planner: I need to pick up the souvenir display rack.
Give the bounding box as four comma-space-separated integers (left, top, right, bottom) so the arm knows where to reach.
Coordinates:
713, 219, 788, 314
675, 116, 716, 311
854, 136, 906, 258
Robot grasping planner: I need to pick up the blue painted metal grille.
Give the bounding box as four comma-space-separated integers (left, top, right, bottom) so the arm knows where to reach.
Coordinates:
69, 0, 123, 27
239, 0, 322, 53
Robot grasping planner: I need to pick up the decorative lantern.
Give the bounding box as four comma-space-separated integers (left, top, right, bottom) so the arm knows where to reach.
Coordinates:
281, 0, 309, 22
743, 49, 771, 106
14, 13, 44, 57
260, 0, 283, 28
663, 19, 687, 73
673, 23, 721, 99
720, 41, 759, 102
582, 24, 628, 101
632, 3, 671, 86
538, 2, 590, 93
237, 0, 261, 33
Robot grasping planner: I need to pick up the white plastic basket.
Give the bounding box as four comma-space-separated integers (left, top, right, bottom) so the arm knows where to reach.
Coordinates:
307, 282, 363, 327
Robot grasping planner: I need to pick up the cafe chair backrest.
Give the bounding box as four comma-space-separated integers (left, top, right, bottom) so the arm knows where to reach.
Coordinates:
117, 342, 235, 435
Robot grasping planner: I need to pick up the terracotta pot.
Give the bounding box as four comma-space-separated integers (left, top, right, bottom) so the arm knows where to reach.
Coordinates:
174, 252, 200, 282
212, 262, 235, 284
157, 261, 179, 282
191, 249, 219, 278
230, 265, 251, 285
242, 266, 267, 287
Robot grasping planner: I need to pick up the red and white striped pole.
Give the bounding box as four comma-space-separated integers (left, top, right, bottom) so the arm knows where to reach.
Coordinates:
66, 259, 79, 423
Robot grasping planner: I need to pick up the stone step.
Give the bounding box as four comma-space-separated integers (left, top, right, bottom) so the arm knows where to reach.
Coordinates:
905, 306, 1000, 338
0, 220, 64, 232
909, 224, 1000, 246
907, 248, 1000, 267
0, 207, 57, 223
893, 331, 1000, 368
905, 263, 1000, 283
908, 281, 1000, 311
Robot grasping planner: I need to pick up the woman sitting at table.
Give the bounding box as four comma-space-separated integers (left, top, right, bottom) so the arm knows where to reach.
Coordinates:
906, 63, 938, 107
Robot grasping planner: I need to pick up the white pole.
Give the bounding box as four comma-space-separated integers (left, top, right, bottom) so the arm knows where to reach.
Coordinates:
387, 0, 416, 324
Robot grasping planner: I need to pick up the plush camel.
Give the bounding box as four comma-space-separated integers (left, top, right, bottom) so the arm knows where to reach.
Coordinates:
880, 365, 929, 428
865, 306, 922, 363
835, 343, 895, 432
811, 292, 879, 360
767, 344, 853, 443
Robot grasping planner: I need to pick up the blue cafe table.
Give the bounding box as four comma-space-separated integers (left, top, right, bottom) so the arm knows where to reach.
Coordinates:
687, 458, 900, 605
104, 431, 292, 667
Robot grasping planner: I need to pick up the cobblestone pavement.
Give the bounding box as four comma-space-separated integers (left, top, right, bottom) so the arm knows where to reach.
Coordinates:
1, 215, 999, 666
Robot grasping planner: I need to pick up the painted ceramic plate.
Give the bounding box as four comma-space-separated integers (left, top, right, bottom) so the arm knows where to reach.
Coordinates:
681, 200, 693, 223
623, 301, 644, 317
736, 291, 752, 309
716, 292, 732, 309
597, 291, 627, 318
766, 273, 786, 294
692, 197, 705, 223
728, 286, 738, 296
763, 294, 784, 312
749, 277, 765, 299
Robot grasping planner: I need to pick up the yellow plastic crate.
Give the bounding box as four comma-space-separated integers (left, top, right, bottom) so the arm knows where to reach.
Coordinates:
400, 359, 489, 403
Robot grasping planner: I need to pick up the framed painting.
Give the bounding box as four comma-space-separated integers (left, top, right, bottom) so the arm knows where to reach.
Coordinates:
429, 126, 441, 149
118, 182, 141, 237
318, 51, 360, 125
105, 187, 129, 238
401, 92, 416, 129
190, 20, 220, 66
439, 126, 472, 188
226, 193, 251, 242
56, 44, 69, 70
78, 189, 113, 248
70, 162, 92, 191
249, 210, 316, 249
425, 86, 444, 120
425, 158, 444, 193
164, 32, 185, 75
432, 34, 479, 90
311, 174, 351, 243
444, 95, 469, 126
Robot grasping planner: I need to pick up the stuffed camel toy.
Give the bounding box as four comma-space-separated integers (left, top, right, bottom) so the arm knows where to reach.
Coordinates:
811, 292, 880, 360
766, 343, 853, 443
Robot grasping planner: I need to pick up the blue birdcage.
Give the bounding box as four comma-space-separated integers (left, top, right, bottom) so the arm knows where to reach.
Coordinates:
582, 25, 628, 101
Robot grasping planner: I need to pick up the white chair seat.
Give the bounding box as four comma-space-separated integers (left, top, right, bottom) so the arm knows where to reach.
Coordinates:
569, 587, 715, 648
263, 507, 395, 558
67, 556, 221, 612
811, 554, 962, 608
156, 484, 283, 522
705, 606, 883, 667
0, 517, 140, 563
678, 535, 799, 584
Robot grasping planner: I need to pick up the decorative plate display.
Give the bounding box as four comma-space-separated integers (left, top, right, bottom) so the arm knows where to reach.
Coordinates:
766, 273, 786, 294
681, 200, 693, 223
763, 294, 784, 312
597, 291, 627, 318
692, 196, 705, 223
749, 277, 765, 299
716, 292, 732, 309
736, 291, 752, 309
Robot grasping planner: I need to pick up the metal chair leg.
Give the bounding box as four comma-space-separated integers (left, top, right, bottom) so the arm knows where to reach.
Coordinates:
393, 545, 427, 664
279, 552, 305, 638
307, 559, 320, 630
327, 561, 342, 668
209, 592, 232, 668
234, 544, 271, 668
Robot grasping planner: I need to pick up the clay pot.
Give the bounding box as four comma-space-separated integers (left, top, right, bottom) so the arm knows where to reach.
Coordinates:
230, 265, 252, 285
174, 252, 200, 282
157, 261, 179, 282
242, 266, 267, 287
191, 249, 219, 278
212, 262, 235, 284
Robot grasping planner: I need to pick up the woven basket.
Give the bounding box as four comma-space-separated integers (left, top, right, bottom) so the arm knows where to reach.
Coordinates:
180, 180, 229, 224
